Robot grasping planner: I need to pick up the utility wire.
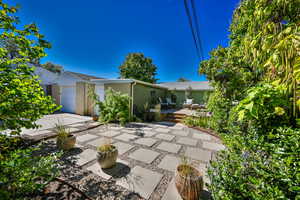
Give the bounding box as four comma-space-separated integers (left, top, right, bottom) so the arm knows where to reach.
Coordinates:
183, 0, 202, 61
190, 0, 204, 61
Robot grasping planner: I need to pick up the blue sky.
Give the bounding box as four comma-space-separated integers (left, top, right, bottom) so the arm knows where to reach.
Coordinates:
14, 0, 240, 82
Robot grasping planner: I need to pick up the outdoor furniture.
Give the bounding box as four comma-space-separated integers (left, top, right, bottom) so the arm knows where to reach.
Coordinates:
183, 98, 193, 109
191, 104, 200, 110
166, 98, 176, 108
159, 97, 169, 109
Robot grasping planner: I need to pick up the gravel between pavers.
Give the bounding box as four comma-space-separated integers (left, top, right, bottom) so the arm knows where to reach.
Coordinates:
34, 122, 219, 200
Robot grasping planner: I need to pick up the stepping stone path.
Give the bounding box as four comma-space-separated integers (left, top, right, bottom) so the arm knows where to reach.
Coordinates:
60, 122, 224, 199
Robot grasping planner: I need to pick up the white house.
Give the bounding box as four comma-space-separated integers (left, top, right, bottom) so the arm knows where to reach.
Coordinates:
34, 66, 106, 114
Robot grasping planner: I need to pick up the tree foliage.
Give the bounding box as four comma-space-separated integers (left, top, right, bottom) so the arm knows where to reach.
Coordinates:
0, 2, 59, 199
41, 61, 63, 73
119, 53, 158, 83
0, 2, 59, 135
93, 88, 131, 126
199, 0, 300, 199
177, 77, 190, 82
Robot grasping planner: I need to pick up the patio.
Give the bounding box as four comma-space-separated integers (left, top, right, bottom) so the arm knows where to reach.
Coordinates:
42, 121, 224, 200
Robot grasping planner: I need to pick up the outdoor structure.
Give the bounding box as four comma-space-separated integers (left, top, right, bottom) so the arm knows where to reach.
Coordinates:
34, 66, 105, 114
36, 66, 213, 117
91, 79, 168, 115
158, 81, 213, 106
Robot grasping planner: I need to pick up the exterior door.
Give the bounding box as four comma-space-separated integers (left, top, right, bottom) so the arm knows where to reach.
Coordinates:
60, 86, 76, 113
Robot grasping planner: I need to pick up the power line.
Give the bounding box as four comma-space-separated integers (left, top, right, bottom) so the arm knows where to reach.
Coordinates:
183, 0, 202, 61
190, 0, 204, 61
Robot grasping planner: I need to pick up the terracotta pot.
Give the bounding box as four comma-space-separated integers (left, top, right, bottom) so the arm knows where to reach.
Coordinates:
97, 145, 118, 169
56, 135, 76, 150
92, 115, 99, 121
175, 165, 203, 200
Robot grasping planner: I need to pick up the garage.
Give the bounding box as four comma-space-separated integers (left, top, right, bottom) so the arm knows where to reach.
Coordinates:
60, 86, 76, 113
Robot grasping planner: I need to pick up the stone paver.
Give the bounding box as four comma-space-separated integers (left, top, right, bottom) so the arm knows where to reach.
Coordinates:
57, 121, 224, 199
114, 133, 138, 142
171, 130, 189, 137
177, 137, 198, 146
142, 130, 157, 137
116, 166, 163, 199
87, 137, 112, 147
97, 130, 121, 137
110, 126, 123, 130
122, 129, 136, 134
134, 138, 157, 147
203, 141, 225, 151
87, 159, 128, 180
69, 127, 80, 132
114, 142, 134, 154
128, 148, 160, 164
185, 147, 211, 162
162, 179, 181, 200
142, 127, 152, 131
158, 155, 180, 172
192, 133, 211, 141
75, 149, 97, 166
155, 128, 170, 133
156, 142, 181, 154
76, 134, 99, 143
155, 133, 175, 141
68, 123, 84, 128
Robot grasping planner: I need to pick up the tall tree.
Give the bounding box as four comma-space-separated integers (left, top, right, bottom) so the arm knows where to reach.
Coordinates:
177, 77, 190, 82
0, 2, 58, 134
119, 53, 158, 83
41, 61, 63, 73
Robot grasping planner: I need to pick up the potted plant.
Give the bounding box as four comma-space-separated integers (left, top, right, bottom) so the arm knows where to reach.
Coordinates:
97, 137, 118, 169
175, 157, 203, 200
54, 123, 76, 151
92, 115, 99, 121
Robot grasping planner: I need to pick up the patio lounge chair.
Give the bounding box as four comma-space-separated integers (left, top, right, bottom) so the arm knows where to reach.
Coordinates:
159, 97, 169, 109
183, 98, 193, 109
166, 98, 176, 108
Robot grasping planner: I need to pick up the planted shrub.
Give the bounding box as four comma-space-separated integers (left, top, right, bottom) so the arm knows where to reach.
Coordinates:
208, 127, 300, 199
0, 136, 59, 199
183, 116, 210, 129
95, 88, 131, 126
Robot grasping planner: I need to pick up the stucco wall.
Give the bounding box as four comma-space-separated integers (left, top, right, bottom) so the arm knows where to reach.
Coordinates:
133, 83, 167, 112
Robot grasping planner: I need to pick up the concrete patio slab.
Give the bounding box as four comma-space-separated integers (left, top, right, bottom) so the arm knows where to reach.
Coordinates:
77, 134, 99, 143
156, 142, 182, 154
134, 138, 158, 147
128, 148, 160, 164
21, 113, 92, 135
161, 179, 181, 200
192, 133, 212, 141
75, 149, 97, 166
110, 126, 123, 130
170, 130, 189, 137
87, 137, 111, 147
203, 142, 225, 151
155, 128, 170, 133
157, 155, 180, 172
177, 137, 198, 146
155, 134, 175, 141
185, 147, 211, 162
87, 159, 128, 180
122, 129, 136, 134
116, 166, 163, 199
97, 130, 121, 137
142, 130, 157, 137
114, 142, 134, 155
114, 133, 139, 142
